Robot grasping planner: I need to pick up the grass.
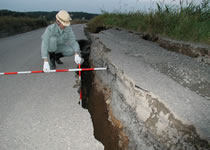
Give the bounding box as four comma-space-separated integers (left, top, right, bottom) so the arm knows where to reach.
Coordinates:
87, 0, 210, 45
71, 19, 88, 25
0, 16, 90, 38
0, 16, 48, 36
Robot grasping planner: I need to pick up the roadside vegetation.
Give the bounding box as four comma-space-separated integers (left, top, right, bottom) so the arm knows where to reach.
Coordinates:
0, 16, 47, 37
71, 19, 88, 25
0, 10, 97, 38
87, 0, 210, 45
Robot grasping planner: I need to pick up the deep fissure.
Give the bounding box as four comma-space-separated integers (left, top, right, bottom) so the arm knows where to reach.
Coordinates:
75, 28, 210, 149
78, 39, 128, 150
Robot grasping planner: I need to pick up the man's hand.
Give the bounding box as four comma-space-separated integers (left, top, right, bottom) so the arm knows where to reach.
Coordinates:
74, 53, 82, 64
43, 61, 50, 72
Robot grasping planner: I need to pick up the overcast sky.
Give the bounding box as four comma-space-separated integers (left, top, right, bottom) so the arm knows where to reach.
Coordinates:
0, 0, 203, 14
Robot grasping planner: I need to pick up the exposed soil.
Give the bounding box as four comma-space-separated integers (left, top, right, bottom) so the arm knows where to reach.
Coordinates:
88, 82, 128, 150
78, 39, 128, 150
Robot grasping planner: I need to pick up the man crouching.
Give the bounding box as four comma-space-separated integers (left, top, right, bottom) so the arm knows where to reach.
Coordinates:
41, 10, 82, 72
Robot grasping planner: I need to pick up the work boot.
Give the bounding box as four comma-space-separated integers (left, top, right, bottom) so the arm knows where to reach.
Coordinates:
55, 53, 64, 64
49, 52, 56, 69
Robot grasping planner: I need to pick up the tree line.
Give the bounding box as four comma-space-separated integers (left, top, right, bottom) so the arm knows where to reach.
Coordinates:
0, 10, 98, 21
0, 9, 98, 38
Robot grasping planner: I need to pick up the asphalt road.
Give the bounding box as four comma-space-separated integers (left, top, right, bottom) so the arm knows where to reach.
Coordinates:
0, 25, 103, 150
91, 28, 210, 144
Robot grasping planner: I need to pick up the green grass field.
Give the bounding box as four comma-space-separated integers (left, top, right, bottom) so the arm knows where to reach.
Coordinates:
87, 0, 210, 45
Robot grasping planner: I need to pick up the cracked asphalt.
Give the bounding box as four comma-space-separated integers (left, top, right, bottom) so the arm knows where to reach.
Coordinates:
0, 24, 103, 150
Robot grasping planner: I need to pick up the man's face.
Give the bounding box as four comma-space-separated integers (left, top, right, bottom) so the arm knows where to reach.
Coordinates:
56, 20, 65, 30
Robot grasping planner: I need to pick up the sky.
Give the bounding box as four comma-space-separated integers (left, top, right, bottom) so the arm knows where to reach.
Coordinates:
0, 0, 203, 14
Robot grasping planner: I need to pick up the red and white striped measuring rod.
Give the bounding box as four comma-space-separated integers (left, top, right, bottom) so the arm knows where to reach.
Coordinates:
0, 67, 107, 76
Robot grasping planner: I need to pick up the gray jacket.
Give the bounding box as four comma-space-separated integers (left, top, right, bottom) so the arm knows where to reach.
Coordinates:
41, 23, 80, 58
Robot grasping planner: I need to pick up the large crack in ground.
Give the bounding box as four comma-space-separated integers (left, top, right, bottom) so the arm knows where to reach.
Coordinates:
78, 39, 128, 150
77, 29, 210, 149
85, 34, 210, 149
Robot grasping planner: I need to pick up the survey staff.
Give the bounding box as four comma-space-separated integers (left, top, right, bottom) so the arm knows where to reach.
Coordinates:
41, 10, 82, 72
